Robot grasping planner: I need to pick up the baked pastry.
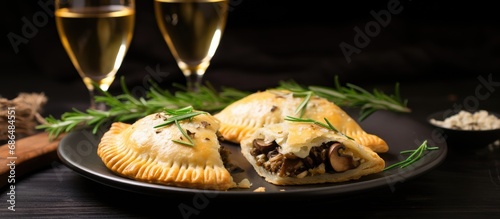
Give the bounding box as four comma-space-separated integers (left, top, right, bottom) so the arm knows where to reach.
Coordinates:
215, 89, 389, 153
240, 120, 385, 185
97, 110, 237, 191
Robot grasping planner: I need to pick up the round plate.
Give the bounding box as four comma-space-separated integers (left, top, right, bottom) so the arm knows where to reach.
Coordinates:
57, 110, 447, 197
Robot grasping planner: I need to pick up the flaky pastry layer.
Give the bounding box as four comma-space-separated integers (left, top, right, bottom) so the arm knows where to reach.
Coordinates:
97, 112, 236, 191
215, 89, 389, 153
240, 121, 385, 185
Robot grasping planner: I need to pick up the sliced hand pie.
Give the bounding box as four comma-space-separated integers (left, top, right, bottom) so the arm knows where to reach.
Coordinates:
239, 120, 385, 185
215, 89, 389, 153
97, 111, 237, 191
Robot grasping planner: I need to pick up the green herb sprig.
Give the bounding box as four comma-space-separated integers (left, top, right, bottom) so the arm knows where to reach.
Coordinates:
37, 76, 410, 140
278, 76, 411, 121
291, 91, 313, 118
36, 77, 249, 140
383, 140, 439, 171
284, 116, 354, 141
154, 106, 206, 146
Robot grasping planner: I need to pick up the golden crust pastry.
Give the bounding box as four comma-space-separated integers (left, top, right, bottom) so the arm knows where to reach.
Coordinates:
97, 112, 237, 191
215, 89, 389, 153
240, 121, 385, 185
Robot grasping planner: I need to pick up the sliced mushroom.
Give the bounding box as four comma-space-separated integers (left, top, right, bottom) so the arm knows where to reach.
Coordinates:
278, 158, 302, 177
284, 153, 298, 159
328, 142, 359, 172
252, 139, 278, 154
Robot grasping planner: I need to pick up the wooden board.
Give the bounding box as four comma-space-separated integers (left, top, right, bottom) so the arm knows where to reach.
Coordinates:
0, 132, 64, 188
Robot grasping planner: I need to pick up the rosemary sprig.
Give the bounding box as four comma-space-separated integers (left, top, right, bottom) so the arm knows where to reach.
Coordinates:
278, 76, 411, 121
37, 107, 116, 140
37, 75, 410, 140
154, 106, 206, 128
284, 116, 354, 141
292, 91, 313, 118
154, 106, 206, 146
36, 77, 249, 140
383, 140, 439, 171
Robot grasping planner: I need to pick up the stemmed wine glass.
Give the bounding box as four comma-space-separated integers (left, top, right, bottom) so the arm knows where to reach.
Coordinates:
154, 0, 229, 91
55, 0, 135, 110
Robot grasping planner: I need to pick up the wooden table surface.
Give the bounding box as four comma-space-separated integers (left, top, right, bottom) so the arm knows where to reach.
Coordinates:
1, 79, 499, 219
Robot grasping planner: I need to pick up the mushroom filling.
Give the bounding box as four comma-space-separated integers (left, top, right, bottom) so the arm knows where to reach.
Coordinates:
219, 145, 244, 174
218, 132, 243, 174
250, 139, 362, 178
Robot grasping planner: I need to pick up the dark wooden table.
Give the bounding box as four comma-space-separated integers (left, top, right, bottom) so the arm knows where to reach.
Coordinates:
1, 78, 499, 218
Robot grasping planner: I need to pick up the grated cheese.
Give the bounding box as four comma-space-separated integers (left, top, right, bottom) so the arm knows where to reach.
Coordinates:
430, 110, 500, 130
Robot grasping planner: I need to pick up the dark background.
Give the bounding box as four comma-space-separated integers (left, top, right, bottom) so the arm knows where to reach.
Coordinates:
1, 0, 499, 104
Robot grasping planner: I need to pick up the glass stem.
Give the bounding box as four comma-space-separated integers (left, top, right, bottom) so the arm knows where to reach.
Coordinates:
186, 73, 202, 92
88, 88, 107, 111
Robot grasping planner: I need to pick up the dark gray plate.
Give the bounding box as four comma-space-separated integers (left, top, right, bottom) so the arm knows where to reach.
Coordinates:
57, 110, 447, 198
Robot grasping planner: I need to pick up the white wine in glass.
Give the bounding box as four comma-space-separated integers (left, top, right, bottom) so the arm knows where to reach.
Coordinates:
154, 0, 228, 91
55, 0, 135, 110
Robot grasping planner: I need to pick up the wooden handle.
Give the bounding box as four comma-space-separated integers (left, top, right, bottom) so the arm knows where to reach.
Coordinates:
0, 132, 64, 188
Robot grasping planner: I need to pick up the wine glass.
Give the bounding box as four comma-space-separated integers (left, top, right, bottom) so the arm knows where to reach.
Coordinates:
154, 0, 229, 91
55, 0, 135, 110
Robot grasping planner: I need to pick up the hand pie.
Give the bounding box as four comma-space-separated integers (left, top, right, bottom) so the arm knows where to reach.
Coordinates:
215, 89, 389, 153
240, 120, 385, 185
97, 112, 237, 191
